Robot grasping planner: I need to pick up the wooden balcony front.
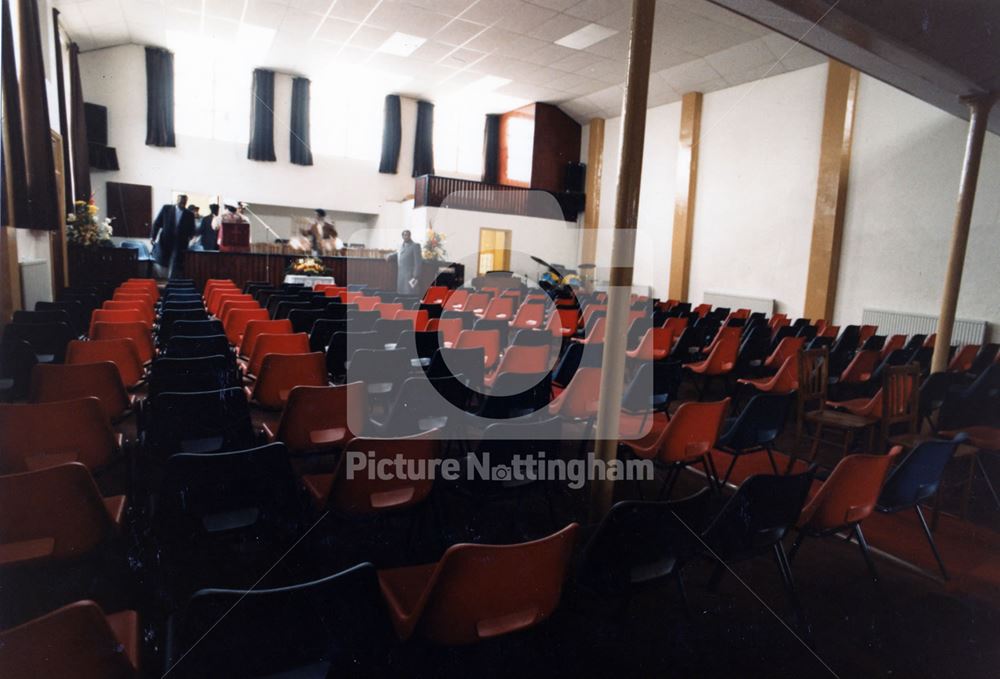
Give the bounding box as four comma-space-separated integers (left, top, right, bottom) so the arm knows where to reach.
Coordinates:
414, 175, 583, 222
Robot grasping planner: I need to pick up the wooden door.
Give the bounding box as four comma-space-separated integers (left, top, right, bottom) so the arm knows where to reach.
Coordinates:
106, 181, 153, 238
478, 228, 512, 275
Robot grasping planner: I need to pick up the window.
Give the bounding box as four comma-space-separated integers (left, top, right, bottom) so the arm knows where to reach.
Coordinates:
434, 105, 486, 178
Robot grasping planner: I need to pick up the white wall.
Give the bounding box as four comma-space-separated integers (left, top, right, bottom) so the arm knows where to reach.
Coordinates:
79, 44, 418, 240
835, 74, 1000, 337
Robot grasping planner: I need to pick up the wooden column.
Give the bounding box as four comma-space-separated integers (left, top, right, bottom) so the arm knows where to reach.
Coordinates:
668, 91, 702, 301
803, 60, 859, 321
590, 0, 655, 521
0, 226, 20, 326
930, 93, 995, 373
580, 118, 605, 270
50, 130, 68, 292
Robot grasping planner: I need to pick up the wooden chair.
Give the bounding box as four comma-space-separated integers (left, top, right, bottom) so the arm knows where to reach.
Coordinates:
881, 364, 921, 450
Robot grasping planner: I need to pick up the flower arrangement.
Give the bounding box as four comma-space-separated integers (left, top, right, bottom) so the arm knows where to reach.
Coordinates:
66, 198, 113, 247
423, 226, 446, 260
286, 256, 331, 276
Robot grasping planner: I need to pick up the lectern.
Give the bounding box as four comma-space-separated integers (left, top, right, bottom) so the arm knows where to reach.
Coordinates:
219, 221, 250, 252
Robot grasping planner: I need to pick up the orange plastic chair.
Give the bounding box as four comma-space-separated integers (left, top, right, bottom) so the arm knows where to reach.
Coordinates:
626, 327, 674, 361
248, 352, 327, 410
445, 289, 469, 312
213, 293, 253, 319
692, 303, 712, 318
820, 324, 840, 338
91, 321, 154, 363
0, 462, 125, 565
238, 319, 293, 359
102, 301, 154, 326
455, 329, 501, 369
858, 325, 877, 344
738, 355, 798, 394
662, 316, 688, 335
702, 325, 740, 355
89, 309, 149, 336
427, 317, 463, 348
649, 398, 729, 496
837, 349, 880, 384
0, 398, 119, 473
224, 308, 269, 346
315, 285, 346, 297
922, 333, 937, 349
687, 333, 739, 376
0, 600, 140, 678
880, 334, 906, 359
548, 308, 579, 338
462, 293, 491, 315
375, 302, 403, 320
764, 336, 805, 369
768, 313, 788, 330
66, 339, 145, 388
302, 431, 440, 512
548, 367, 602, 421
30, 362, 133, 422
791, 447, 902, 581
480, 297, 514, 321
422, 286, 450, 306
247, 332, 310, 378
947, 344, 979, 373
116, 284, 157, 304
264, 383, 367, 454
485, 344, 551, 388
510, 303, 546, 330
205, 287, 242, 315
111, 291, 155, 310
394, 309, 430, 332
123, 277, 158, 297
575, 317, 607, 345
354, 296, 381, 312
219, 300, 261, 326
376, 524, 579, 643
580, 305, 607, 332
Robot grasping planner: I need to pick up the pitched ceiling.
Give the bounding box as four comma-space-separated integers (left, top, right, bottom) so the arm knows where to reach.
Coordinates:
54, 0, 825, 120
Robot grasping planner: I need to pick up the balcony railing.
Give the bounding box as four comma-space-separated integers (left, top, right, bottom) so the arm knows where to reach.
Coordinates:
414, 175, 583, 222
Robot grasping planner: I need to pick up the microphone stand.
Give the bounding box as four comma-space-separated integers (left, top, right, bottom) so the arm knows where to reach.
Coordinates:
242, 205, 284, 280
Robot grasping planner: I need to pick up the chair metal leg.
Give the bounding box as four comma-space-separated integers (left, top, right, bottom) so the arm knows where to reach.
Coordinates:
764, 445, 779, 474
773, 542, 808, 631
788, 532, 806, 563
853, 524, 879, 583
974, 453, 1000, 510
914, 505, 949, 580
722, 455, 738, 486
658, 465, 680, 500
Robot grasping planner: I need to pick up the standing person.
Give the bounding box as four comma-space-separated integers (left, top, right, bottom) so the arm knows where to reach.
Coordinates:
386, 229, 422, 295
151, 193, 196, 279
193, 203, 220, 251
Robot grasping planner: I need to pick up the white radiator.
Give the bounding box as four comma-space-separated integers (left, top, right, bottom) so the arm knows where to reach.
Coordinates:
861, 308, 987, 345
19, 259, 52, 310
702, 291, 774, 316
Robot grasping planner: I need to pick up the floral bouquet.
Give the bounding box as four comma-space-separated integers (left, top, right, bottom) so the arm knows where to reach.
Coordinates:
286, 256, 331, 276
66, 198, 113, 247
423, 227, 446, 260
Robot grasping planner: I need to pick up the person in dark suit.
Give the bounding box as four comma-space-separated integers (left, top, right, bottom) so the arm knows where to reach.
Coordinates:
151, 194, 197, 278
192, 203, 220, 251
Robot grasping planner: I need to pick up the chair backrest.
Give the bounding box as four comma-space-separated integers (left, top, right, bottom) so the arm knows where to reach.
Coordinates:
164, 563, 392, 679
881, 363, 920, 440
252, 352, 328, 409
0, 338, 37, 399
428, 347, 485, 392
799, 447, 902, 530
878, 435, 967, 510
239, 319, 293, 358
164, 334, 231, 360
0, 398, 114, 473
719, 393, 790, 451
102, 301, 153, 325
149, 355, 238, 397
0, 462, 117, 560
456, 329, 501, 368
222, 308, 268, 344
659, 398, 729, 463
549, 367, 603, 419
880, 334, 906, 359
511, 301, 546, 329
35, 301, 86, 336
91, 321, 153, 363
66, 338, 144, 387
402, 524, 578, 644
5, 322, 75, 362
89, 309, 148, 336
482, 297, 514, 320
273, 383, 366, 453
332, 432, 439, 514
0, 600, 138, 679
765, 336, 805, 368
701, 332, 739, 373
14, 309, 73, 327
29, 362, 129, 421
492, 344, 551, 377
947, 344, 980, 373
309, 318, 348, 353
248, 332, 309, 377
428, 317, 463, 347
839, 349, 880, 383
146, 387, 255, 457
797, 347, 829, 407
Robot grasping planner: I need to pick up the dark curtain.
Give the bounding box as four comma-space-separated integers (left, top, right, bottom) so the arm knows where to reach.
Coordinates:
289, 77, 313, 166
412, 100, 434, 177
52, 8, 72, 211
378, 94, 401, 174
17, 0, 60, 229
145, 47, 175, 147
68, 44, 91, 202
1, 0, 28, 227
482, 113, 500, 184
248, 68, 276, 162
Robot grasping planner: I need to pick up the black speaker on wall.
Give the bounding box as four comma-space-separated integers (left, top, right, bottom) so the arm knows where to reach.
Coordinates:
564, 161, 586, 193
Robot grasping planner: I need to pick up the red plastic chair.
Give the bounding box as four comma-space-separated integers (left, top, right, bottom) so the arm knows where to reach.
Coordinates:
394, 309, 430, 332
820, 324, 840, 338
0, 462, 125, 566
263, 383, 367, 454
111, 292, 154, 310
768, 313, 788, 329
510, 303, 546, 330
858, 324, 877, 344
738, 355, 798, 394
30, 362, 133, 422
662, 316, 688, 335
238, 319, 293, 359
462, 293, 491, 315
922, 333, 937, 349
377, 524, 579, 643
91, 322, 154, 364
206, 289, 243, 316
302, 431, 440, 512
89, 309, 149, 336
427, 317, 463, 348
626, 327, 674, 361
354, 296, 381, 312
123, 277, 158, 297
101, 302, 154, 327
247, 332, 310, 378
548, 367, 602, 421
644, 399, 729, 498
224, 308, 269, 346
692, 303, 712, 318
220, 300, 261, 327
687, 333, 739, 379
837, 349, 880, 384
0, 600, 140, 678
947, 344, 979, 373
445, 289, 469, 311
880, 334, 906, 359
702, 325, 740, 355
375, 302, 403, 320
764, 336, 805, 369
580, 305, 607, 332
548, 308, 579, 338
791, 447, 902, 581
455, 329, 501, 369
0, 398, 119, 474
213, 293, 254, 319
248, 352, 328, 410
66, 338, 145, 388
575, 317, 606, 345
480, 297, 514, 321
485, 344, 551, 388
422, 286, 450, 305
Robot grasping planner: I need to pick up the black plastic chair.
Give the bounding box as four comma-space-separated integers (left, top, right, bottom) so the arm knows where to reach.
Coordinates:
274, 300, 313, 321
477, 371, 552, 420
441, 309, 476, 329
159, 309, 210, 346
427, 347, 485, 394
714, 393, 792, 485
917, 372, 963, 430
143, 387, 255, 457
148, 355, 240, 398
35, 301, 86, 336
12, 309, 73, 328
860, 334, 886, 351
345, 309, 379, 332
347, 348, 413, 403
370, 375, 460, 437
326, 331, 380, 382
474, 318, 511, 350
163, 563, 393, 679
668, 326, 704, 363
622, 360, 682, 417
876, 434, 968, 579
372, 318, 412, 348
552, 341, 603, 388
309, 318, 348, 353
0, 338, 37, 400
164, 334, 231, 360
904, 334, 927, 352
967, 343, 999, 377
4, 321, 74, 363
938, 364, 1000, 430
170, 319, 224, 338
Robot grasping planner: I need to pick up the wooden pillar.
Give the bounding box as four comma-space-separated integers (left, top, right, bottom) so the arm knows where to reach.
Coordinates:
930, 93, 995, 373
0, 226, 21, 326
580, 118, 605, 271
668, 91, 702, 301
50, 130, 68, 292
803, 59, 859, 321
590, 0, 655, 522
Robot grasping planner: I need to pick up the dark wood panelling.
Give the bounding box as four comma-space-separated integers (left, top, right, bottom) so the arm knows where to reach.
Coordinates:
68, 246, 139, 287
185, 251, 397, 291
414, 175, 578, 221
531, 103, 581, 193
106, 181, 153, 238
